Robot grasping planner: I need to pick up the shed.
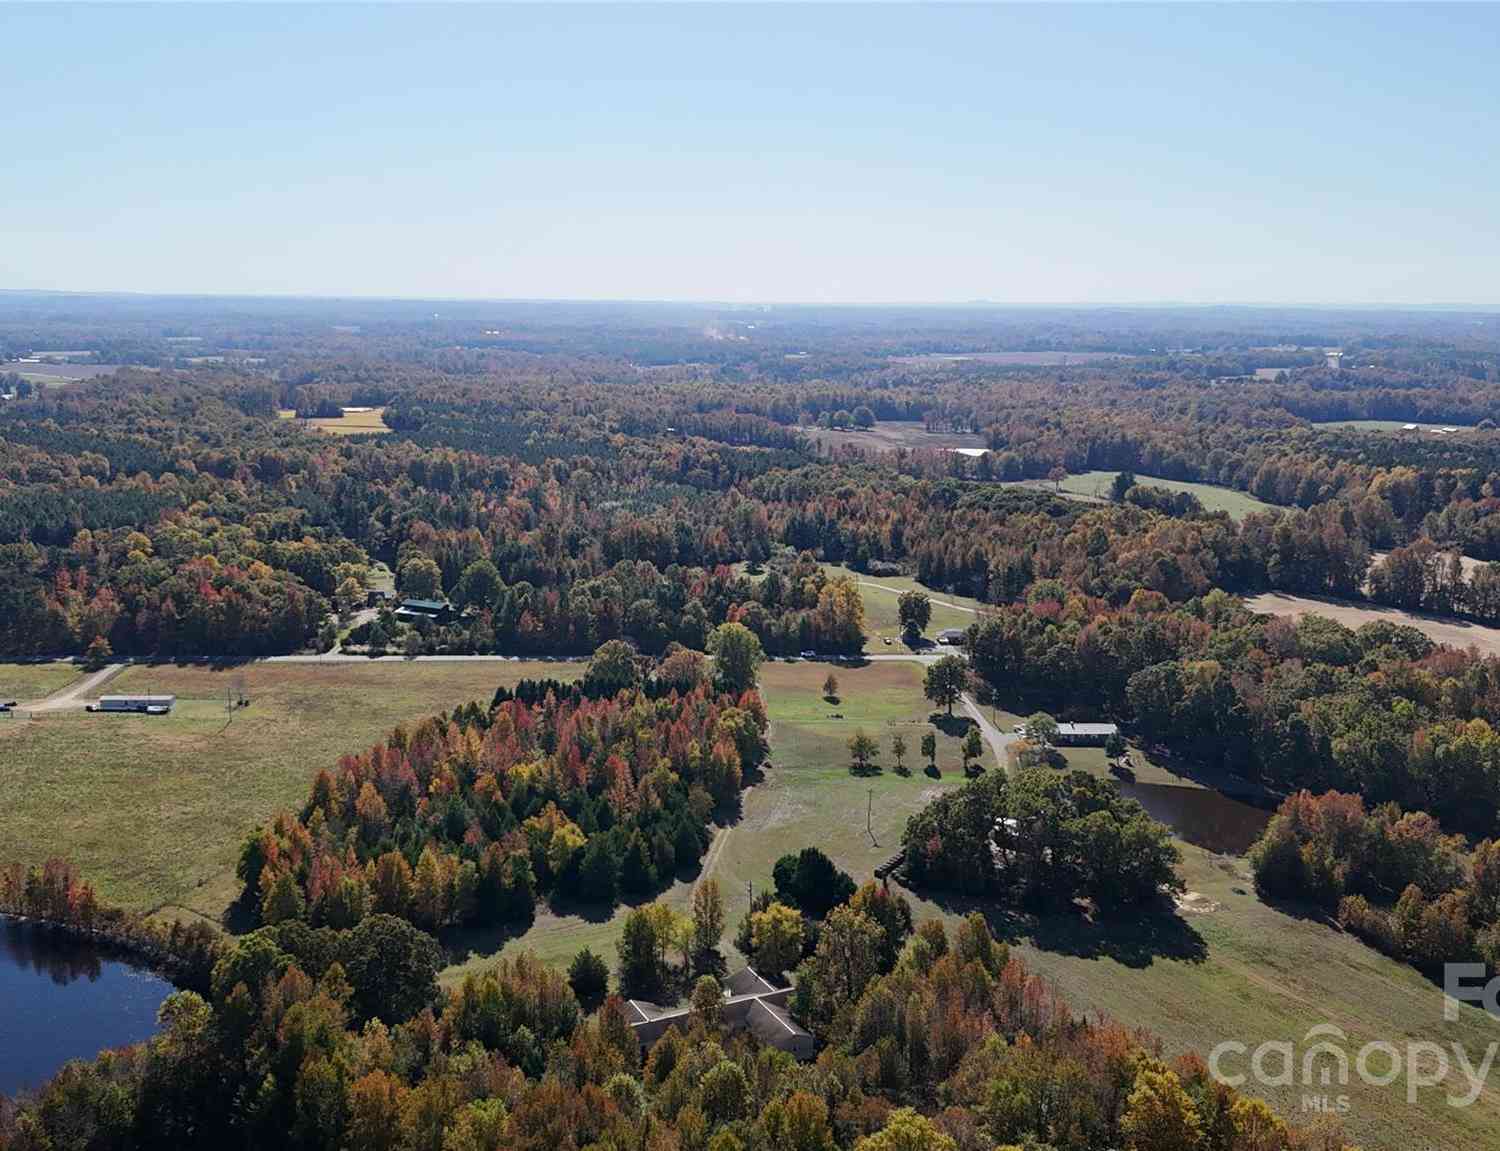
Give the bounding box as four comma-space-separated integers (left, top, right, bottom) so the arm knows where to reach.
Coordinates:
96, 694, 175, 714
935, 628, 967, 645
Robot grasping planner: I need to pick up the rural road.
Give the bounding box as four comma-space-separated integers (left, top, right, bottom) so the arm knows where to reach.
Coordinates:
328, 606, 379, 654
22, 663, 127, 713
961, 693, 1019, 769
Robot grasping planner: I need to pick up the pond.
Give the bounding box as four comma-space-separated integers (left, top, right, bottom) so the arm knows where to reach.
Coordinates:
1114, 780, 1272, 856
0, 917, 172, 1098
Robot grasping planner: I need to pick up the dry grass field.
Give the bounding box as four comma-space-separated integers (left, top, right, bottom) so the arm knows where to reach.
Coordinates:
277, 407, 392, 435
1247, 590, 1500, 658
0, 661, 81, 702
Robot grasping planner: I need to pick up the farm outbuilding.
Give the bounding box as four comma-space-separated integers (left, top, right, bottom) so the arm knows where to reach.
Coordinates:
1053, 722, 1119, 746
394, 598, 455, 624
95, 694, 175, 714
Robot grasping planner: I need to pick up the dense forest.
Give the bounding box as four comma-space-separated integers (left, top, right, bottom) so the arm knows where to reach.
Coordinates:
7, 299, 1500, 1148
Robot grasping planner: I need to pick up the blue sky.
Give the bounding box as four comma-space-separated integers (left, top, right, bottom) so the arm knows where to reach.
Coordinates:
2, 3, 1496, 304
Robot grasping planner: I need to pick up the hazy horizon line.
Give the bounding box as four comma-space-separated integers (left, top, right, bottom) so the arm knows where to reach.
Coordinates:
3, 286, 1498, 314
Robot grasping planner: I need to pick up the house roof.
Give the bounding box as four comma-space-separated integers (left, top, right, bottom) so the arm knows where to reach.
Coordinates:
722, 967, 778, 998
399, 598, 450, 611
99, 694, 175, 704
1055, 722, 1119, 736
625, 967, 810, 1055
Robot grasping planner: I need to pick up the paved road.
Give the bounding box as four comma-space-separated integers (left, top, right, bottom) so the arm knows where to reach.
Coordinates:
22, 662, 127, 713
857, 651, 945, 666
961, 693, 1020, 770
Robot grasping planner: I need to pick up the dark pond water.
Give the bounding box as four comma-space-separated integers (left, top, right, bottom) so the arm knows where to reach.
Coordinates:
0, 917, 172, 1098
1115, 780, 1272, 856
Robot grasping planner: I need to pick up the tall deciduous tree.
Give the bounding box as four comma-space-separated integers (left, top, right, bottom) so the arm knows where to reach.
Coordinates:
924, 655, 967, 716
708, 622, 763, 695
897, 590, 932, 638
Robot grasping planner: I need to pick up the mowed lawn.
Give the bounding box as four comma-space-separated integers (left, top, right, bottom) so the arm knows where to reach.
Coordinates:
445, 659, 985, 982
0, 661, 81, 702
821, 564, 987, 651
0, 661, 578, 918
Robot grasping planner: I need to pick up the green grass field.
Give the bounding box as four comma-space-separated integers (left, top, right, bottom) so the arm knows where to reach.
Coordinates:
1003, 841, 1500, 1150
1041, 471, 1274, 519
820, 564, 987, 651
444, 659, 985, 982
0, 660, 578, 918
0, 661, 81, 702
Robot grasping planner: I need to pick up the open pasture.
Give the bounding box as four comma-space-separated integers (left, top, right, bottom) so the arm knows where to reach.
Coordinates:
0, 660, 577, 917
0, 661, 81, 703
1039, 470, 1275, 519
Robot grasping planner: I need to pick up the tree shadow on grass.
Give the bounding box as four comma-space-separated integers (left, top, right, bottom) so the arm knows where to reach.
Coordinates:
918, 888, 1209, 969
713, 759, 766, 829
222, 889, 260, 935
438, 915, 535, 968
545, 891, 622, 926
929, 712, 974, 738
1248, 888, 1344, 928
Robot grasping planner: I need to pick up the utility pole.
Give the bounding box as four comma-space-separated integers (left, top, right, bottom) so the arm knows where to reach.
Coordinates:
867, 788, 876, 847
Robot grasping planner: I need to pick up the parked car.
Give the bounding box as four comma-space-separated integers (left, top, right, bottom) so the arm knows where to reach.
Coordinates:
799, 650, 816, 659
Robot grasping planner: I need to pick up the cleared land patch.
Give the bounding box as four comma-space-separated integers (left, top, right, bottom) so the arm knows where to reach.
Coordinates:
0, 660, 577, 917
1314, 418, 1475, 435
796, 420, 987, 455
821, 563, 988, 650
277, 407, 392, 436
1247, 591, 1500, 658
874, 728, 1498, 1149
1017, 470, 1275, 519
